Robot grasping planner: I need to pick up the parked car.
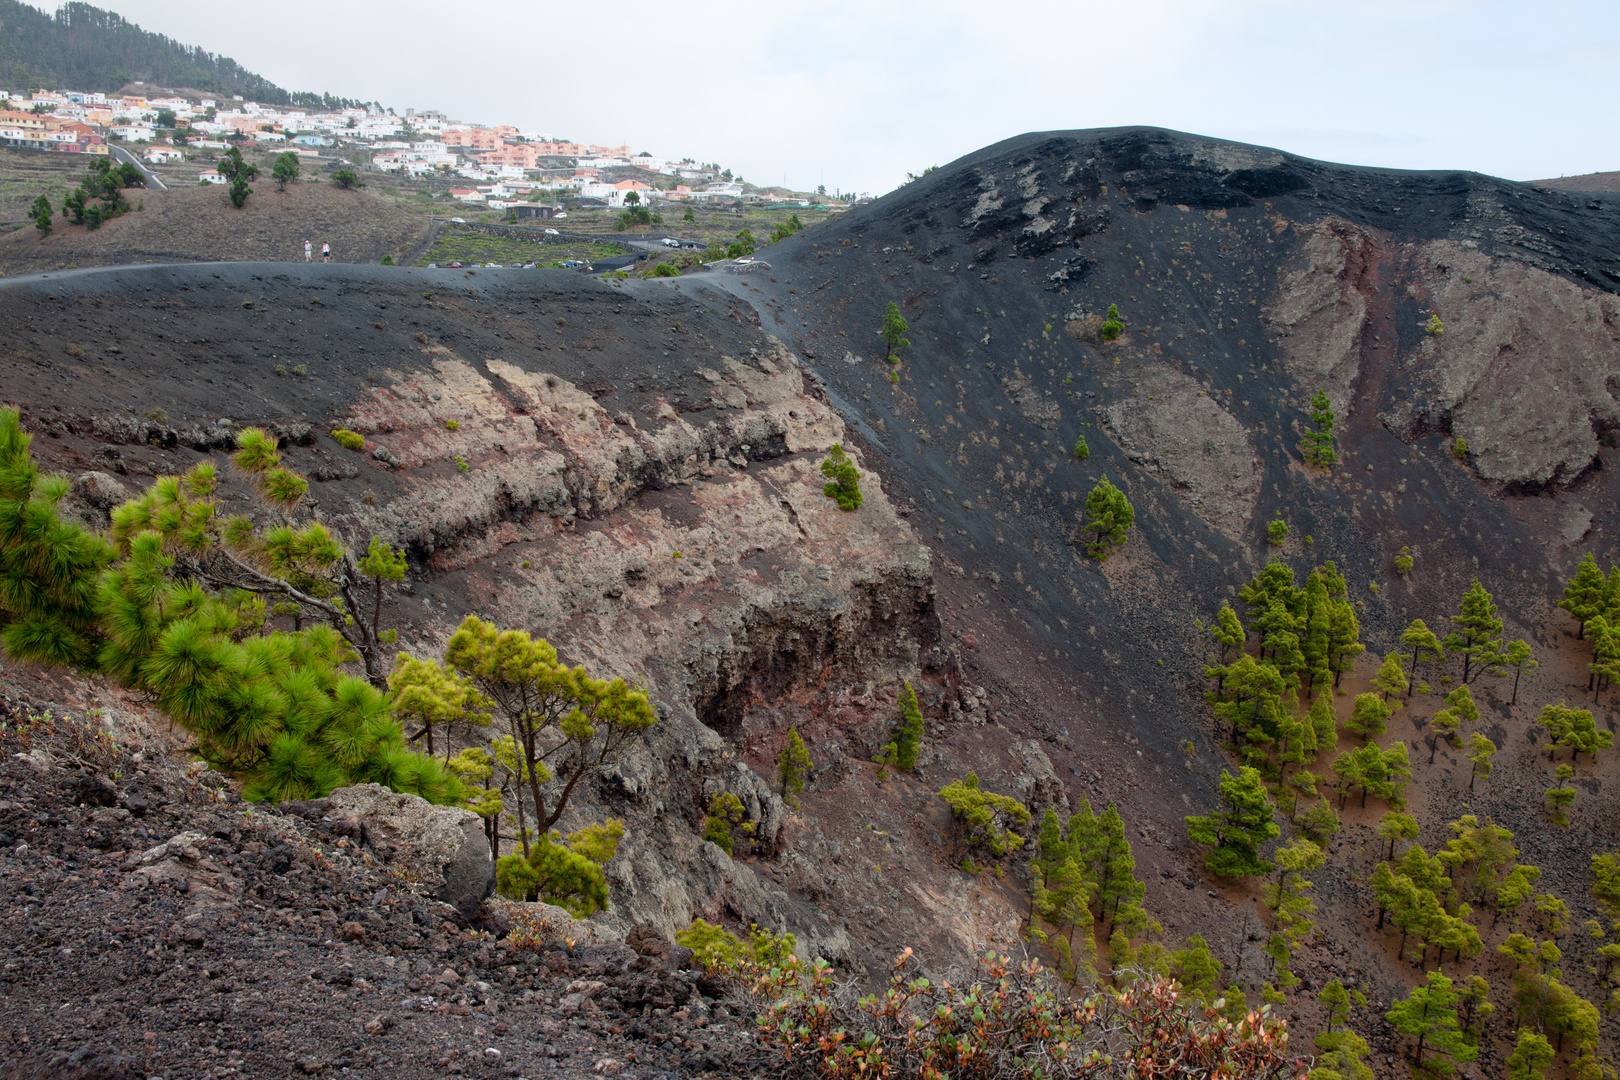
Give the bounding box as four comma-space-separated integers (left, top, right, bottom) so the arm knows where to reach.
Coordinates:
485, 263, 503, 268
451, 217, 466, 223
446, 261, 464, 268
426, 262, 437, 268
544, 228, 560, 235
661, 237, 681, 248
554, 212, 567, 219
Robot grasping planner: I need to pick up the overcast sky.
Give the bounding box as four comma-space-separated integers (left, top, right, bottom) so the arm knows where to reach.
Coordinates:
86, 0, 1619, 195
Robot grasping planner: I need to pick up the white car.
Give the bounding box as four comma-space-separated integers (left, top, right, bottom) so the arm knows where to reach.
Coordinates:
554, 212, 567, 219
661, 238, 680, 247
451, 217, 466, 223
544, 228, 560, 235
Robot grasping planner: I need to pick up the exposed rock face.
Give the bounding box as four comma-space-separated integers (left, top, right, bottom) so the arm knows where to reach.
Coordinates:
1262, 219, 1374, 416
1404, 241, 1620, 489
1102, 367, 1261, 541
323, 784, 494, 913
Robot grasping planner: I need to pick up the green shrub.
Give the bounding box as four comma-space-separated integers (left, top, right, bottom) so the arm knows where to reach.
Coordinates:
1100, 303, 1124, 341
820, 444, 862, 511
1452, 436, 1469, 460
1394, 546, 1413, 575
703, 791, 753, 855
1267, 518, 1288, 546
445, 419, 460, 430
649, 262, 679, 277
676, 918, 797, 977
495, 819, 623, 917
380, 254, 395, 266
1073, 436, 1090, 460
331, 429, 365, 451
880, 681, 924, 771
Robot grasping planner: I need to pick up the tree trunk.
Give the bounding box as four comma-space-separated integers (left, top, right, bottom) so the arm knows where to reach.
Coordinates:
1512, 668, 1522, 706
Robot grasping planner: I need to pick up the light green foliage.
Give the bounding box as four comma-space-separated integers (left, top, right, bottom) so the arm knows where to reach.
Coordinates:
1184, 766, 1279, 878
388, 653, 491, 758
1592, 852, 1620, 916
1377, 811, 1420, 861
1394, 546, 1414, 575
1537, 701, 1612, 762
819, 443, 863, 511
1344, 692, 1391, 742
1465, 733, 1496, 791
1427, 684, 1478, 763
0, 410, 462, 805
1265, 837, 1323, 977
1426, 313, 1445, 335
1506, 1029, 1554, 1080
1302, 390, 1338, 468
1547, 764, 1576, 828
330, 428, 365, 451
1308, 693, 1338, 757
1560, 553, 1607, 638
938, 772, 1030, 860
496, 819, 623, 916
331, 167, 361, 189
1100, 302, 1123, 341
30, 193, 52, 237
1445, 579, 1503, 684
445, 615, 656, 840
1331, 741, 1411, 808
1211, 601, 1245, 664
1491, 638, 1536, 705
1371, 654, 1409, 703
1311, 1029, 1373, 1080
271, 150, 300, 190
880, 301, 910, 361
1452, 436, 1468, 459
768, 213, 803, 244
881, 681, 924, 771
1294, 797, 1340, 845
1081, 476, 1134, 560
1072, 435, 1090, 460
1266, 517, 1288, 546
1385, 971, 1477, 1073
703, 791, 753, 855
675, 919, 798, 977
1166, 933, 1222, 1002
776, 727, 812, 805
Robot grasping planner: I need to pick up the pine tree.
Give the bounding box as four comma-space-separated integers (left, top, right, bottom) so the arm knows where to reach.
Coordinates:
879, 301, 910, 361
446, 616, 657, 850
1302, 390, 1338, 468
884, 681, 924, 770
1308, 692, 1338, 758
1560, 553, 1607, 639
819, 444, 863, 510
1185, 766, 1279, 878
1386, 971, 1477, 1072
1372, 654, 1409, 702
1400, 618, 1445, 696
1506, 1029, 1554, 1080
1427, 684, 1479, 763
1344, 692, 1391, 742
388, 653, 492, 758
496, 818, 623, 916
937, 772, 1030, 861
1465, 733, 1496, 792
776, 727, 812, 805
1081, 476, 1134, 559
1326, 597, 1364, 687
1445, 580, 1504, 685
1546, 764, 1577, 828
1378, 811, 1420, 861
1492, 638, 1536, 705
1212, 600, 1245, 663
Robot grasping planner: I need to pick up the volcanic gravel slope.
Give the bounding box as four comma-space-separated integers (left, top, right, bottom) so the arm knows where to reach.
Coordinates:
0, 682, 750, 1080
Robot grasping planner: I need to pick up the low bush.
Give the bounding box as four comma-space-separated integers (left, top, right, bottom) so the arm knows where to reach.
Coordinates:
331, 429, 365, 451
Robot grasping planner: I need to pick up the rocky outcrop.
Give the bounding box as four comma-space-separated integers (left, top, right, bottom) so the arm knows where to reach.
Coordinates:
322, 784, 494, 915
1262, 219, 1374, 417
1102, 366, 1261, 542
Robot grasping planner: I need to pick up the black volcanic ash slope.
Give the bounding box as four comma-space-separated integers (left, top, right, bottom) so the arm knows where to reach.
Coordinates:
758, 126, 1620, 767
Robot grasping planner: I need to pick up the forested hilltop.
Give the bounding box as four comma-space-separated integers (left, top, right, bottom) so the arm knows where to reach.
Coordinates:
0, 0, 316, 103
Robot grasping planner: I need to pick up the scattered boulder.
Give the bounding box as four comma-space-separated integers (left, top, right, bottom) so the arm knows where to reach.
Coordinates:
321, 784, 494, 913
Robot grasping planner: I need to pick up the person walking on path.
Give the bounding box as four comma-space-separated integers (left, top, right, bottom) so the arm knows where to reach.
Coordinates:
321, 241, 331, 263
304, 240, 312, 262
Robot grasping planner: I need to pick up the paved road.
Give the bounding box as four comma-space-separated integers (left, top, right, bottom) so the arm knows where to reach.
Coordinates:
109, 144, 167, 190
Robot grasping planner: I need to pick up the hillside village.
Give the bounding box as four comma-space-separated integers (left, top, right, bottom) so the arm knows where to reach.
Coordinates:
0, 86, 851, 211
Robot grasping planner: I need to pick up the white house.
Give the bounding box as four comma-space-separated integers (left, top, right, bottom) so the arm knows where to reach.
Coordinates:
198, 170, 227, 184
143, 146, 183, 164
447, 188, 485, 203
110, 124, 156, 142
